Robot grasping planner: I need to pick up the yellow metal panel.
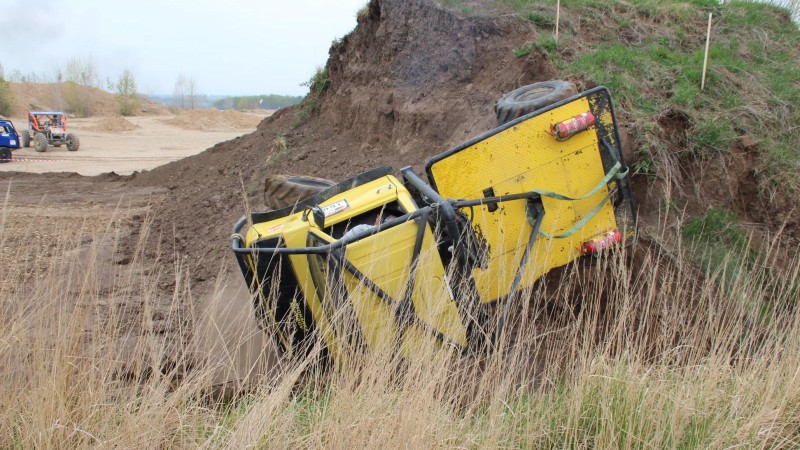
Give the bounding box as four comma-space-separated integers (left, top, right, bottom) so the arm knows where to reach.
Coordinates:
316, 177, 401, 228
246, 173, 469, 356
345, 221, 416, 299
344, 220, 468, 350
409, 235, 467, 346
246, 212, 299, 246
430, 96, 618, 303
342, 279, 398, 352
244, 211, 347, 361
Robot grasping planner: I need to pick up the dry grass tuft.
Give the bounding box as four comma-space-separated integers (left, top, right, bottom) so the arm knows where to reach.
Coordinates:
2, 189, 800, 447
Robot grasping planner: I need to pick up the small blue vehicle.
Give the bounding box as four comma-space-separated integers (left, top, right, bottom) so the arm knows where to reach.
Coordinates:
0, 118, 20, 163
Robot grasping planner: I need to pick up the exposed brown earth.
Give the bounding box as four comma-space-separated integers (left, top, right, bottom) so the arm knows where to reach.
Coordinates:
8, 81, 169, 117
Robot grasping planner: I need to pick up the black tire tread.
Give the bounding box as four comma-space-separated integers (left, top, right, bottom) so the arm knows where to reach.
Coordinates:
33, 133, 48, 152
264, 175, 336, 210
495, 80, 578, 125
20, 130, 30, 147
66, 133, 80, 151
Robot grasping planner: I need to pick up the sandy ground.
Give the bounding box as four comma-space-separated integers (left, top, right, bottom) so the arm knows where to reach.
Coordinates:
0, 111, 276, 393
0, 112, 268, 176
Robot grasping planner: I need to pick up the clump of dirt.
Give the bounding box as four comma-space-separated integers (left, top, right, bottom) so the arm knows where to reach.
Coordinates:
9, 82, 169, 117
161, 109, 269, 131
86, 116, 140, 132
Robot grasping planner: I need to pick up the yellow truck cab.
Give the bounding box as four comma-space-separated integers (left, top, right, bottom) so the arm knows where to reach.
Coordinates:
232, 86, 635, 363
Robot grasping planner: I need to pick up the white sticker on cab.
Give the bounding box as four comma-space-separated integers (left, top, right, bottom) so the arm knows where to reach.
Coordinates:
322, 199, 350, 217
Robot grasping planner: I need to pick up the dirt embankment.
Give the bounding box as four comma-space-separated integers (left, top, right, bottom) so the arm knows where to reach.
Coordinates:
84, 115, 140, 132
161, 109, 268, 131
9, 82, 169, 117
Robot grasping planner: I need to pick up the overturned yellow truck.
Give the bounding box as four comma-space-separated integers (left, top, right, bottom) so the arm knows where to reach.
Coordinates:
231, 85, 636, 362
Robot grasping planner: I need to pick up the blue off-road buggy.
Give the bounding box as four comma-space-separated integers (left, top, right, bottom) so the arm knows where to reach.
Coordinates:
0, 118, 21, 163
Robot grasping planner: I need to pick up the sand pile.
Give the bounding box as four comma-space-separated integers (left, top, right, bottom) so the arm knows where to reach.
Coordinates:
162, 109, 269, 131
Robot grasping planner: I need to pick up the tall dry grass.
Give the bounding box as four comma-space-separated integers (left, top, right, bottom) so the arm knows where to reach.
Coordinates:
2, 194, 800, 447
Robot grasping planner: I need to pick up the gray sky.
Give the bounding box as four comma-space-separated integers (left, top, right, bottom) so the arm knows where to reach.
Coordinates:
0, 0, 368, 96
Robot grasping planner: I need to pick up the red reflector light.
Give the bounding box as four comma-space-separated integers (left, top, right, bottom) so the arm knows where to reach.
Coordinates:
581, 230, 622, 256
551, 111, 596, 141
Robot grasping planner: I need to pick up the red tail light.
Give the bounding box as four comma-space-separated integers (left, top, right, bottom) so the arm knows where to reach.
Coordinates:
551, 111, 595, 141
581, 230, 622, 256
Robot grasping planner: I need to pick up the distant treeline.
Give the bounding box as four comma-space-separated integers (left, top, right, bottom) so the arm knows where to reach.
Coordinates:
213, 95, 303, 110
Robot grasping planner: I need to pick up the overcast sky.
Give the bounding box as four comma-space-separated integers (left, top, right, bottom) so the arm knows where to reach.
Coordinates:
0, 0, 368, 96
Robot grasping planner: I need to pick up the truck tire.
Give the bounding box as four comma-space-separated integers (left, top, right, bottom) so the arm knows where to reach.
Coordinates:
20, 130, 30, 147
495, 80, 578, 125
264, 175, 335, 210
66, 133, 80, 151
33, 133, 48, 152
0, 147, 10, 163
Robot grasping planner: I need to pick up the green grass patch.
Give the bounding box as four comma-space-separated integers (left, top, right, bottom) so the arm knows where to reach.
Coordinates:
500, 0, 540, 12
689, 118, 737, 155
0, 77, 12, 117
682, 208, 756, 285
683, 208, 747, 249
514, 45, 532, 58
527, 11, 556, 28
514, 36, 559, 59
297, 67, 330, 124
439, 0, 800, 194
518, 0, 800, 194
633, 156, 657, 177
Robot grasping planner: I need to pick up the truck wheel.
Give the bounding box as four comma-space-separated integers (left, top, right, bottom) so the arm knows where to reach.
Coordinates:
0, 147, 10, 163
495, 80, 578, 125
20, 130, 30, 147
33, 133, 48, 152
264, 175, 335, 210
66, 133, 80, 151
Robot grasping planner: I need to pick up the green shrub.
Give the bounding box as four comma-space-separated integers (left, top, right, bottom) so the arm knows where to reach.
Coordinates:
0, 66, 13, 116
115, 70, 139, 116
62, 82, 93, 118
297, 67, 330, 123
0, 79, 12, 117
689, 119, 736, 155
514, 45, 532, 58
682, 208, 745, 248
527, 11, 556, 28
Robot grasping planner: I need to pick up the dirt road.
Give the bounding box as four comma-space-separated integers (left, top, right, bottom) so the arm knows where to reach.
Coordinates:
0, 112, 268, 176
0, 110, 275, 391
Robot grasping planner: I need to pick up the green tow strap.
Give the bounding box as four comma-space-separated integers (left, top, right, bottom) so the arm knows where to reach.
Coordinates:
532, 161, 629, 239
